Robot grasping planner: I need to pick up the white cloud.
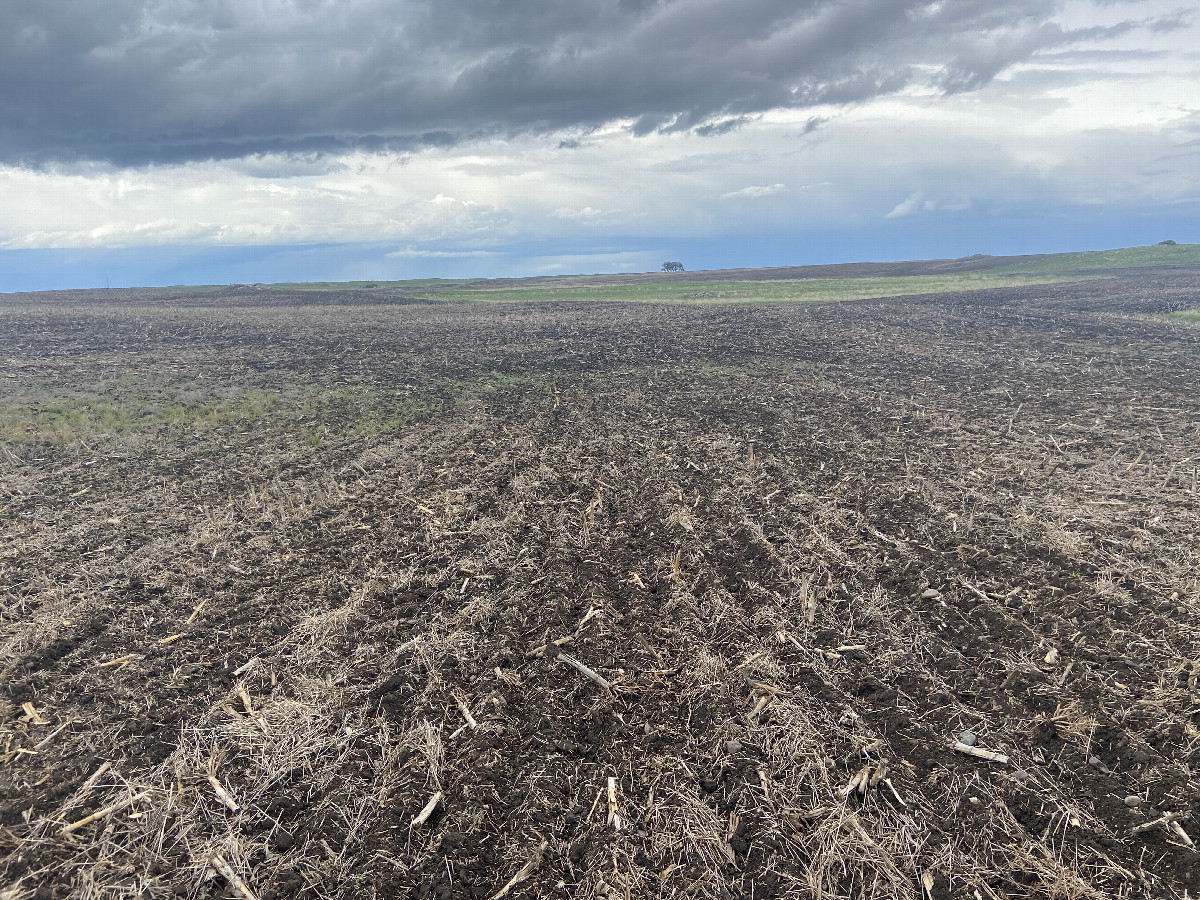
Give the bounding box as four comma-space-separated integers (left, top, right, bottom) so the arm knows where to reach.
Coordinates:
884, 193, 971, 218
529, 251, 662, 274
722, 184, 787, 199
552, 207, 607, 220
386, 247, 502, 259
885, 194, 925, 219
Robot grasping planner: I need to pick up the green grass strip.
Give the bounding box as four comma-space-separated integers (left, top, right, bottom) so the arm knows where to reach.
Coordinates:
988, 243, 1200, 275
426, 273, 1095, 305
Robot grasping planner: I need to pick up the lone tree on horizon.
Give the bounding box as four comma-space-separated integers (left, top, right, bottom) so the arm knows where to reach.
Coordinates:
661, 261, 685, 272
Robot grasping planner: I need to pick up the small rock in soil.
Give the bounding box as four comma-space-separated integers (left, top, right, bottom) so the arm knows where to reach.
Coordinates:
958, 730, 977, 747
1124, 795, 1141, 808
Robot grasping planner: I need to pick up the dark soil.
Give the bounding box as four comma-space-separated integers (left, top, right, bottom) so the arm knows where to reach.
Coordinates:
2, 270, 1199, 899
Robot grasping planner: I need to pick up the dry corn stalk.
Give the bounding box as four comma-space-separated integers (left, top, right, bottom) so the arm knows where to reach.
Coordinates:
211, 854, 257, 900
607, 777, 622, 830
20, 702, 48, 725
456, 697, 478, 730
798, 572, 817, 626
61, 789, 151, 835
491, 839, 548, 900
99, 654, 136, 668
556, 651, 612, 690
953, 742, 1009, 764
412, 791, 443, 827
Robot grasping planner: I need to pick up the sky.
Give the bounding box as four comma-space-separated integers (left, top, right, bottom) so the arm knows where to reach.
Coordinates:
1, 0, 1197, 291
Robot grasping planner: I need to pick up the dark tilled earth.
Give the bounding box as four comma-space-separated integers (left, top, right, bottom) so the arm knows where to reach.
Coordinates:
1, 271, 1199, 899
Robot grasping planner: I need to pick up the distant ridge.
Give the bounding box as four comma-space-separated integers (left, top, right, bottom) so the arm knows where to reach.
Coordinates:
261, 243, 1200, 292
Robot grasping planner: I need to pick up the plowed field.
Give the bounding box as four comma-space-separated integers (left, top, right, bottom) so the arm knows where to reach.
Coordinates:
2, 269, 1199, 899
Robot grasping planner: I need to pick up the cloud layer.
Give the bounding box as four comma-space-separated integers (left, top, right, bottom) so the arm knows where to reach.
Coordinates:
0, 0, 1173, 165
2, 0, 1197, 290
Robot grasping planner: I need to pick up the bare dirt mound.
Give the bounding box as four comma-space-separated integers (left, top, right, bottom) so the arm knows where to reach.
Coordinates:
2, 272, 1199, 899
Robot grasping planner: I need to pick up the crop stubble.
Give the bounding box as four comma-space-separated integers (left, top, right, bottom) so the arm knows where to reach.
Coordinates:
1, 270, 1199, 899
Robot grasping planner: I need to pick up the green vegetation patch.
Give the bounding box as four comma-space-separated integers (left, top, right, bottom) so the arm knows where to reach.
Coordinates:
291, 384, 453, 446
1169, 308, 1200, 322
0, 388, 287, 445
266, 278, 471, 291
0, 368, 552, 448
0, 382, 457, 447
989, 243, 1200, 275
425, 273, 1090, 305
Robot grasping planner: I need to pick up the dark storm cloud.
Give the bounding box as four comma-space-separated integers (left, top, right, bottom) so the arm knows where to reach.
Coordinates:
0, 0, 1152, 166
